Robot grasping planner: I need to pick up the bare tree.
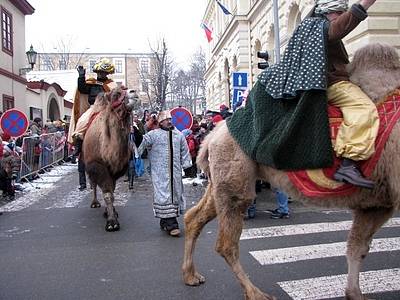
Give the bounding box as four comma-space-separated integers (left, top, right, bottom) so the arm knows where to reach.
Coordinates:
37, 37, 89, 71
170, 47, 206, 114
137, 38, 174, 110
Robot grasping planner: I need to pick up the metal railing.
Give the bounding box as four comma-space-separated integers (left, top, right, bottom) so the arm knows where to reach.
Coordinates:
19, 131, 68, 180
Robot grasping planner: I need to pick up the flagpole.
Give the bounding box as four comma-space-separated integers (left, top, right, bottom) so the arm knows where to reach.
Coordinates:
273, 0, 281, 63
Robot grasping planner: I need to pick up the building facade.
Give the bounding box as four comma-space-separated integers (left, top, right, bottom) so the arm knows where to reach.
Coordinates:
34, 52, 157, 109
0, 0, 34, 113
202, 0, 400, 110
1, 0, 73, 123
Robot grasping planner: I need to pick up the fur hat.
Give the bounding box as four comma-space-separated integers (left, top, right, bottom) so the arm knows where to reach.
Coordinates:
157, 110, 172, 123
314, 0, 348, 15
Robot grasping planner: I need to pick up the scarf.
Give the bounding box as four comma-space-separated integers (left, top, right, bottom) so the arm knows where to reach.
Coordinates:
315, 0, 348, 15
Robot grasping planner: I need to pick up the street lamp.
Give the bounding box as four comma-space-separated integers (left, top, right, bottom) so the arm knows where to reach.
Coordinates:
26, 45, 37, 69
19, 44, 37, 75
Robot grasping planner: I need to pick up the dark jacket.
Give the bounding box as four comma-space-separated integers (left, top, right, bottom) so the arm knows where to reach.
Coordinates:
78, 76, 112, 105
326, 4, 368, 86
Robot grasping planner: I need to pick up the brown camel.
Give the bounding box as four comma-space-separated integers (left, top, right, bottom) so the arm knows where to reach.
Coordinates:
182, 43, 400, 300
82, 87, 139, 231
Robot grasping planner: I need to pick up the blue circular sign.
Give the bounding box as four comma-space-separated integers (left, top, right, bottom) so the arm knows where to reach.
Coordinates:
0, 109, 29, 137
170, 107, 193, 132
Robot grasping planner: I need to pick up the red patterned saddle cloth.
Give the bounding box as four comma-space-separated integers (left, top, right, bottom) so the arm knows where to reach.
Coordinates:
287, 90, 400, 197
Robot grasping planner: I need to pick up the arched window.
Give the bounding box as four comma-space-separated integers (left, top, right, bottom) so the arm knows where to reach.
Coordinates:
48, 97, 60, 121
288, 4, 302, 35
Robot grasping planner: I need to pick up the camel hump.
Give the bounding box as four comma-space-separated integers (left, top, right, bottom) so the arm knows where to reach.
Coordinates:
349, 43, 400, 103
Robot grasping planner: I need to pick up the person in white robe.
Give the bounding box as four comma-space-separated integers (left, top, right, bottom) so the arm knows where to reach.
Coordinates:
138, 110, 192, 237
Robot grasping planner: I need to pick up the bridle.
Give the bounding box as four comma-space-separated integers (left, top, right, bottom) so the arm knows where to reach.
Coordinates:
110, 89, 130, 122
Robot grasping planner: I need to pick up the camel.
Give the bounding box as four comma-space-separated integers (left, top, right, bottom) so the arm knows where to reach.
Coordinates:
82, 87, 139, 232
182, 43, 400, 300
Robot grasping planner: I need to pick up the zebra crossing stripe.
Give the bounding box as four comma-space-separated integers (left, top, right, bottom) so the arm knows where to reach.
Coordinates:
240, 217, 400, 240
278, 268, 400, 300
250, 237, 400, 265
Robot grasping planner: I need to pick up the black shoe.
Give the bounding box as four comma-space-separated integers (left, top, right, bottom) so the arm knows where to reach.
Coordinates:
270, 211, 289, 219
160, 217, 179, 232
334, 158, 375, 189
79, 185, 86, 191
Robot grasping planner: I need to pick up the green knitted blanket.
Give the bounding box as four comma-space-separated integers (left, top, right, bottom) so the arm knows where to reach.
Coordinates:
226, 81, 334, 170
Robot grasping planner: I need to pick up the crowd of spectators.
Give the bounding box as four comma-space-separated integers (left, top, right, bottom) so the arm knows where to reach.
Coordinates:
0, 114, 69, 200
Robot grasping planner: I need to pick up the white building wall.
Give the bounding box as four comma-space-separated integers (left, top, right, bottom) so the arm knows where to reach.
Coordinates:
0, 0, 33, 114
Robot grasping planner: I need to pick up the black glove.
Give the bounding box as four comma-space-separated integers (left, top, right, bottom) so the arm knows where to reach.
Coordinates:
77, 65, 86, 76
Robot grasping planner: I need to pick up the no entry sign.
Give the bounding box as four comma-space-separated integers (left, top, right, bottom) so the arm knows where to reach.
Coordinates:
0, 109, 29, 137
170, 107, 193, 132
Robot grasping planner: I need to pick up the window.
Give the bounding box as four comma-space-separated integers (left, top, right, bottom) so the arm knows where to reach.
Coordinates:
89, 59, 96, 72
1, 6, 13, 55
2, 95, 14, 111
42, 58, 52, 71
140, 59, 149, 74
59, 59, 66, 70
141, 81, 149, 93
114, 59, 123, 73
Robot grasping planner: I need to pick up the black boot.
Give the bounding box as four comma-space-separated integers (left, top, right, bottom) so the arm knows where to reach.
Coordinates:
333, 158, 375, 189
159, 217, 180, 237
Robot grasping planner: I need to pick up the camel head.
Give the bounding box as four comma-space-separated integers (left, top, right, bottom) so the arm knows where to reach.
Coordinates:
105, 87, 138, 112
126, 89, 140, 111
349, 43, 400, 103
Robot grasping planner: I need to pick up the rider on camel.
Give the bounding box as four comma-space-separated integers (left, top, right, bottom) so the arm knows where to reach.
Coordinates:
68, 58, 117, 156
227, 0, 379, 190
316, 0, 379, 189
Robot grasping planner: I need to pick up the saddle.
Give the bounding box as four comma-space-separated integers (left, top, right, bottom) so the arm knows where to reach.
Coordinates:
287, 89, 400, 197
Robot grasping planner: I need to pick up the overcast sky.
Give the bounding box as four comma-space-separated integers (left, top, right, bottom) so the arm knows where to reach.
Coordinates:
25, 0, 208, 68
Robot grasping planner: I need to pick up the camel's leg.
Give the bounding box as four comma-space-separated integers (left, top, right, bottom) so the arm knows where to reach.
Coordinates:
182, 185, 217, 286
90, 182, 101, 208
215, 193, 275, 300
103, 191, 119, 231
86, 161, 119, 232
345, 207, 394, 300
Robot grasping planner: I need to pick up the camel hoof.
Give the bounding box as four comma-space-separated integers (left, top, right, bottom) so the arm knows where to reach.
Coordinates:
105, 220, 120, 232
91, 202, 101, 208
183, 272, 206, 286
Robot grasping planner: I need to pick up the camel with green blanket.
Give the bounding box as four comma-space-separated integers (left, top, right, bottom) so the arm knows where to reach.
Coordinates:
182, 43, 400, 300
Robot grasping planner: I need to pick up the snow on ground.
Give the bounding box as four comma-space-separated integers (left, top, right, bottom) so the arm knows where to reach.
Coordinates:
182, 176, 207, 186
0, 162, 207, 213
0, 163, 76, 212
